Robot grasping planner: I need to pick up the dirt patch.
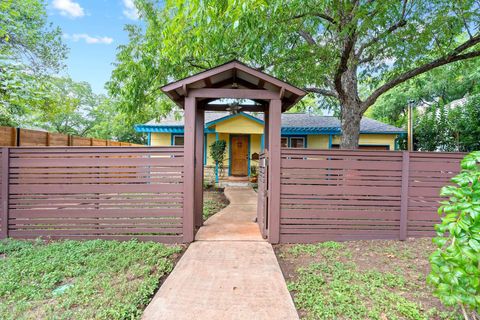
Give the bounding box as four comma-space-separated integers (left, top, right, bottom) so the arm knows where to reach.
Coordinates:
275, 238, 459, 320
203, 190, 229, 220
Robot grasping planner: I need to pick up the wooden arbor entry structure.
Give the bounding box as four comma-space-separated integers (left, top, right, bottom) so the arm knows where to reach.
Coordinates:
161, 60, 306, 243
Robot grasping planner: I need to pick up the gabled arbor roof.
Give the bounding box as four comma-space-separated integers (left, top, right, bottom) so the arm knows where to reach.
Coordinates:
161, 59, 306, 111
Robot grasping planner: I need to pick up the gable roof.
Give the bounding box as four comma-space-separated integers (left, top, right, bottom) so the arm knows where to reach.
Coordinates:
161, 59, 306, 111
135, 112, 405, 135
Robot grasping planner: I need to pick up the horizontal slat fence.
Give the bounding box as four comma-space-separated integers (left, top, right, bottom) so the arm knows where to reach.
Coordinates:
279, 148, 464, 243
0, 126, 142, 147
1, 147, 185, 243
407, 152, 464, 237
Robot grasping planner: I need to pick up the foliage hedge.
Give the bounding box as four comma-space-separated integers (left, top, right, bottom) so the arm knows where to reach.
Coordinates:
428, 151, 480, 319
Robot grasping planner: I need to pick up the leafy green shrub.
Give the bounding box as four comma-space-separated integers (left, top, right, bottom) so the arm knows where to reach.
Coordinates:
209, 140, 227, 176
428, 151, 480, 319
250, 165, 258, 178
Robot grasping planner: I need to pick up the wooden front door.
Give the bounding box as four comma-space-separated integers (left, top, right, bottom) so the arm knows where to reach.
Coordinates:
231, 135, 249, 176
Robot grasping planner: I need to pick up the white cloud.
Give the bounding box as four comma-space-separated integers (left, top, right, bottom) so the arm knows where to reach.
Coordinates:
64, 33, 114, 45
52, 0, 85, 18
122, 0, 139, 20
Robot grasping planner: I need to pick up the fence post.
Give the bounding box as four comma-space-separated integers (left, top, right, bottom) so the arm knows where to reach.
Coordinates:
183, 96, 196, 243
1, 148, 9, 239
267, 99, 282, 244
399, 151, 410, 240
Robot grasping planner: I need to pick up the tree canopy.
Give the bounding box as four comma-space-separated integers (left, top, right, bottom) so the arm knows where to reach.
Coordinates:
0, 0, 145, 144
368, 59, 480, 151
109, 0, 480, 148
1, 0, 67, 72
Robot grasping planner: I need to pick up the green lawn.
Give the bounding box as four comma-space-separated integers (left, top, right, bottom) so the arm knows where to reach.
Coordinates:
0, 239, 183, 320
276, 239, 460, 320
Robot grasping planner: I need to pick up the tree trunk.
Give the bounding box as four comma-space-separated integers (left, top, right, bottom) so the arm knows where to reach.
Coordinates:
338, 67, 363, 149
340, 102, 362, 149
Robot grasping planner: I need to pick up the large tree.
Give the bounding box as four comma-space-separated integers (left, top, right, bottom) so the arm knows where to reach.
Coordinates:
0, 0, 67, 72
1, 0, 68, 126
111, 0, 480, 148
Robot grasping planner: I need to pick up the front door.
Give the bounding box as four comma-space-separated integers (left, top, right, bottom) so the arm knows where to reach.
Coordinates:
231, 135, 249, 176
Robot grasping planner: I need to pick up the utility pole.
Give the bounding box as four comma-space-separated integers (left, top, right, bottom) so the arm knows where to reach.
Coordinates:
407, 100, 414, 151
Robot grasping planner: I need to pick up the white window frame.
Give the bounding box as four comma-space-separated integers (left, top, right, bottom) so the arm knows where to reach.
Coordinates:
172, 134, 184, 146
288, 136, 306, 148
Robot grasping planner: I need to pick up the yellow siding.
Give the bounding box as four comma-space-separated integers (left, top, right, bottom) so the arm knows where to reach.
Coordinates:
307, 135, 329, 149
218, 133, 229, 166
205, 133, 216, 166
150, 133, 171, 146
250, 134, 262, 156
331, 134, 397, 150
213, 115, 264, 134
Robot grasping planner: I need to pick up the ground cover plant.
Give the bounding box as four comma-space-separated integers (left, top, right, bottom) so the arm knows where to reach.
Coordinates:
203, 188, 229, 220
0, 239, 183, 320
276, 239, 459, 320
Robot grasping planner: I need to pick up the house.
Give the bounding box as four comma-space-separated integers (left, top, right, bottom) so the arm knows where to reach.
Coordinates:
135, 111, 405, 182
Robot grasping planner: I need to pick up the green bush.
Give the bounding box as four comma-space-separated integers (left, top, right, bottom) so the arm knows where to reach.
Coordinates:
428, 151, 480, 319
209, 140, 227, 176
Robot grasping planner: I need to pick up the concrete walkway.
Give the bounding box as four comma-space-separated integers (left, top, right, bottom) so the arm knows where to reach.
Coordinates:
195, 187, 263, 241
142, 187, 299, 320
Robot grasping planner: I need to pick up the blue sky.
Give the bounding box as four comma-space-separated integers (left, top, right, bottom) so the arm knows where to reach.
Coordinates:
48, 0, 140, 94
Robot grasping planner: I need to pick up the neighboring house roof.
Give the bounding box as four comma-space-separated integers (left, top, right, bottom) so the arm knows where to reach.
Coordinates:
135, 112, 405, 134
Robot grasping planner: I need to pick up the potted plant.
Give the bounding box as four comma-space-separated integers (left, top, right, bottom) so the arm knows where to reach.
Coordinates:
250, 165, 258, 183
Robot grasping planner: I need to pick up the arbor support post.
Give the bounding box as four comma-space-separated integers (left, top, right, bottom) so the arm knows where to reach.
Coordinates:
267, 100, 281, 243
194, 108, 205, 228
183, 97, 196, 242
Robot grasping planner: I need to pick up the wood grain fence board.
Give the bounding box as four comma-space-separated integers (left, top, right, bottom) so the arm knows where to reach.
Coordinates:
0, 126, 142, 147
406, 152, 463, 237
5, 146, 185, 243
280, 233, 398, 243
279, 149, 464, 243
8, 234, 183, 243
0, 127, 17, 146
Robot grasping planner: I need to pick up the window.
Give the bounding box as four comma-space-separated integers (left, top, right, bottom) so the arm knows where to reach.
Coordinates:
331, 144, 389, 150
281, 136, 306, 148
290, 137, 305, 148
172, 135, 184, 146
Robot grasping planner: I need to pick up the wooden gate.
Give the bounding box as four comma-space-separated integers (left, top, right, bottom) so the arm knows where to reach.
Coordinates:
257, 152, 268, 238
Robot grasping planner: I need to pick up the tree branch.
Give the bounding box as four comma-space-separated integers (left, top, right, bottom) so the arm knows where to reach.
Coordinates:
298, 30, 316, 45
285, 12, 337, 25
356, 0, 408, 57
304, 87, 338, 98
362, 36, 480, 111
